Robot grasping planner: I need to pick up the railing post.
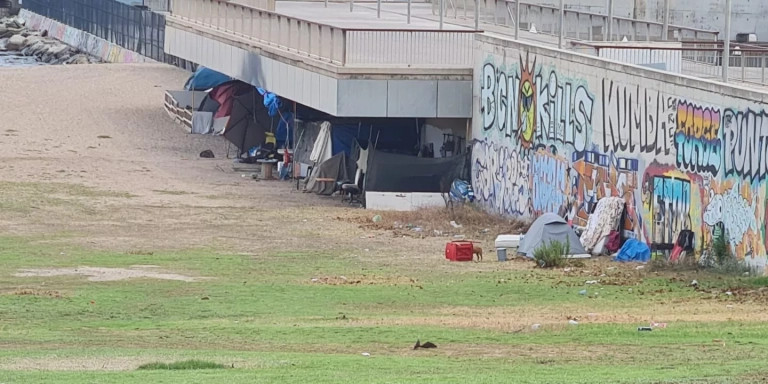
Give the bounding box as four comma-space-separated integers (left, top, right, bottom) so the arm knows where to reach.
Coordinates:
558, 0, 564, 48
742, 52, 746, 81
763, 55, 766, 84
440, 0, 444, 29
662, 0, 669, 40
474, 0, 479, 30
377, 0, 381, 18
350, 0, 354, 12
515, 0, 520, 39
607, 0, 613, 41
723, 0, 731, 82
408, 0, 412, 24
325, 0, 328, 8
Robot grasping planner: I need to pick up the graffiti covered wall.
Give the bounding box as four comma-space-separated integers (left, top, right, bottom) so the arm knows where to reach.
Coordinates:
472, 35, 768, 271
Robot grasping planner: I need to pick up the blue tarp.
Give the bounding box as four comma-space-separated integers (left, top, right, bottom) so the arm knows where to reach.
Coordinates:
614, 239, 651, 263
184, 67, 232, 91
257, 88, 281, 116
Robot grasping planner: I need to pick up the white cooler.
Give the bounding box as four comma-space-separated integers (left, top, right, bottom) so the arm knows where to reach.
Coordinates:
495, 234, 522, 249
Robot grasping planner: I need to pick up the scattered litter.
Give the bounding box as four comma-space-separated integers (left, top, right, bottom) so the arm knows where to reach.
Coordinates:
726, 305, 734, 309
412, 227, 423, 232
481, 228, 490, 233
628, 288, 633, 292
607, 267, 617, 270
578, 289, 588, 295
361, 352, 371, 357
311, 278, 319, 282
413, 340, 437, 349
531, 323, 541, 330
599, 274, 606, 277
637, 327, 653, 332
339, 276, 347, 281
453, 234, 466, 240
302, 219, 308, 222
372, 215, 382, 223
744, 272, 750, 276
563, 268, 573, 272
449, 221, 462, 228
433, 230, 443, 236
585, 280, 599, 285
725, 291, 733, 296
635, 265, 645, 270
651, 322, 667, 329
364, 249, 370, 252
568, 320, 579, 325
690, 279, 699, 287
60, 252, 66, 255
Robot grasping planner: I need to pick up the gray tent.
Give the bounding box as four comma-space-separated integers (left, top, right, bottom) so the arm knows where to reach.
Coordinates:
518, 213, 587, 258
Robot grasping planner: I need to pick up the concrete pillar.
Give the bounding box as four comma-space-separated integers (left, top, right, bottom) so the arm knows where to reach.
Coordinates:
723, 0, 732, 82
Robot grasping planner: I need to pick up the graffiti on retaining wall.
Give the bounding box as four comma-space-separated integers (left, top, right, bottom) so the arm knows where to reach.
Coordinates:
474, 51, 768, 266
472, 138, 532, 216
722, 108, 768, 182
602, 80, 677, 156
674, 101, 722, 176
480, 55, 595, 152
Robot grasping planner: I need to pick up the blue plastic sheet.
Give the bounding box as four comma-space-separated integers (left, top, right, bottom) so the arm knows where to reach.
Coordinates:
449, 179, 475, 203
614, 239, 651, 263
257, 88, 281, 116
184, 67, 231, 91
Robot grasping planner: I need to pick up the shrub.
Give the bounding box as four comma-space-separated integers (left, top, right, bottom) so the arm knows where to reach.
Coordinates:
533, 239, 569, 268
137, 360, 228, 370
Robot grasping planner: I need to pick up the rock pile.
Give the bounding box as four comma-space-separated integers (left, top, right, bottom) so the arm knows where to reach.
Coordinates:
0, 16, 98, 65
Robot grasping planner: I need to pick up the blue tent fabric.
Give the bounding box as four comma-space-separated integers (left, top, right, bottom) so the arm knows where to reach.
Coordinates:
614, 239, 651, 263
330, 120, 421, 157
257, 88, 281, 116
185, 67, 232, 91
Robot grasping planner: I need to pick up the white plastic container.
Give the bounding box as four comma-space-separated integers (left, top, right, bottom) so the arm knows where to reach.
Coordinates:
495, 234, 522, 249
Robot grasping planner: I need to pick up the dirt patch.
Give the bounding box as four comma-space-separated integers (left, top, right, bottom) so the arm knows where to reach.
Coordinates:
5, 288, 63, 298
14, 267, 207, 282
307, 275, 420, 286
340, 205, 531, 244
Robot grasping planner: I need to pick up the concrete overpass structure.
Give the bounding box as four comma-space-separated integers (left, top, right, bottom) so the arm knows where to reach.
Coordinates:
164, 0, 476, 118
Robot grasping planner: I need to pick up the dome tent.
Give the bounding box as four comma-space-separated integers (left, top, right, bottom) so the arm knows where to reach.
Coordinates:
518, 213, 588, 259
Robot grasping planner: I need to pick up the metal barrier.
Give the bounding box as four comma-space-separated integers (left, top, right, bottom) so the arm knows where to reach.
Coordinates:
437, 0, 719, 42
172, 0, 477, 67
576, 42, 768, 86
22, 0, 195, 69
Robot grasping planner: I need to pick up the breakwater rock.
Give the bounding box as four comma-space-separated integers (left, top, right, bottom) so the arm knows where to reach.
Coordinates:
0, 16, 98, 65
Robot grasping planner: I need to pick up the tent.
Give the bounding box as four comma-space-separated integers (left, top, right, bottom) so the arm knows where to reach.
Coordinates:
185, 67, 232, 91
365, 150, 466, 193
518, 213, 588, 258
222, 85, 272, 152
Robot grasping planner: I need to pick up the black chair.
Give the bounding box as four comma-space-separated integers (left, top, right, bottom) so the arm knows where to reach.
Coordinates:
341, 169, 364, 206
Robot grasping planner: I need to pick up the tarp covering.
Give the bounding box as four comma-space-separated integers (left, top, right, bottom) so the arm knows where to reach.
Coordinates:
330, 120, 420, 157
518, 213, 587, 258
615, 239, 651, 263
185, 67, 232, 91
364, 151, 467, 193
305, 152, 348, 195
309, 122, 333, 164
205, 82, 254, 119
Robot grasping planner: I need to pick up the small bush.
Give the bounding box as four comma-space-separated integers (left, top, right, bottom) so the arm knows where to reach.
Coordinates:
712, 232, 730, 266
137, 360, 228, 370
533, 239, 569, 268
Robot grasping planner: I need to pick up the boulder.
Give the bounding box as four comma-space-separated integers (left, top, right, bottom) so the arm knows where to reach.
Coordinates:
6, 34, 24, 50
48, 43, 67, 58
23, 35, 41, 49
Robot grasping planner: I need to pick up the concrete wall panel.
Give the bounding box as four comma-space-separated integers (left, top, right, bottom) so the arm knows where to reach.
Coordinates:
386, 80, 437, 118
337, 80, 388, 117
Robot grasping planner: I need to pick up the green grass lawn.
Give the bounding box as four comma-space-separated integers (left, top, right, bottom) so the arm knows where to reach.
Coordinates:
1, 236, 766, 383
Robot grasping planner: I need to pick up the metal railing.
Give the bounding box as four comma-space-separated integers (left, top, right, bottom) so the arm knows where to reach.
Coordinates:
575, 42, 768, 86
172, 0, 477, 67
435, 0, 718, 42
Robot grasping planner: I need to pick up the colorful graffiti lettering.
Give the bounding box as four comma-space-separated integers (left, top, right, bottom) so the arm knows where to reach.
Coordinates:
475, 51, 768, 268
570, 150, 639, 229
472, 138, 531, 216
703, 182, 758, 255
602, 80, 677, 156
531, 149, 570, 215
722, 108, 768, 182
674, 101, 722, 176
480, 56, 595, 152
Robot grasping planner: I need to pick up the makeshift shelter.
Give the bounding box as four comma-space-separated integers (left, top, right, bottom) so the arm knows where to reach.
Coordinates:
365, 150, 466, 193
518, 213, 588, 258
221, 84, 272, 152
580, 197, 626, 254
305, 152, 349, 195
184, 67, 232, 91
